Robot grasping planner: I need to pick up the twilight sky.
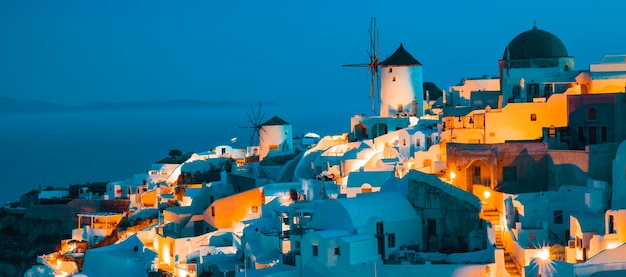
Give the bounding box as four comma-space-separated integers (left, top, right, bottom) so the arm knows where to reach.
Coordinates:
1, 0, 625, 106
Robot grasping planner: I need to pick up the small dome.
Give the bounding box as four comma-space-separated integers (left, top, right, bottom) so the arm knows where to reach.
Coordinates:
503, 26, 569, 60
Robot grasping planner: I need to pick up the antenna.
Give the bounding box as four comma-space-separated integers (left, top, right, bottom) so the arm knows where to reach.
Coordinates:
239, 102, 266, 146
343, 16, 381, 113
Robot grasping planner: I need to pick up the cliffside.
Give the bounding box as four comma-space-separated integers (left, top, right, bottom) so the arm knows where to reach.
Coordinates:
0, 210, 60, 276
0, 198, 130, 276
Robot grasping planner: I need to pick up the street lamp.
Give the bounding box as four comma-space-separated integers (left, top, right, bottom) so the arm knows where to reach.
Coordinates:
536, 247, 550, 277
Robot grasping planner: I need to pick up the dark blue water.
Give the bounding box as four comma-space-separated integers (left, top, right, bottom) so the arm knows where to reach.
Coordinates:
0, 101, 368, 204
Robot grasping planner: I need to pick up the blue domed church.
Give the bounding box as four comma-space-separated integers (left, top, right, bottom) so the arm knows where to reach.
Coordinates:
498, 24, 577, 105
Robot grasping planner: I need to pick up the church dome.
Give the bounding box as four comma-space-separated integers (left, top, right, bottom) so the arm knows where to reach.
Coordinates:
503, 26, 569, 60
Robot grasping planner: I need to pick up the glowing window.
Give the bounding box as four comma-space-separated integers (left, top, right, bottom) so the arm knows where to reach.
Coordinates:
269, 144, 279, 150
530, 114, 537, 121
548, 125, 556, 138
251, 205, 259, 213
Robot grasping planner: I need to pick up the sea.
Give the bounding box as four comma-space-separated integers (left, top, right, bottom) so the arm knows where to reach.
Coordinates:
0, 100, 369, 205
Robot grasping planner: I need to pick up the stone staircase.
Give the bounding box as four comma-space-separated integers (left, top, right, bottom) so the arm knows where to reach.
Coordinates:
482, 209, 521, 277
276, 153, 302, 183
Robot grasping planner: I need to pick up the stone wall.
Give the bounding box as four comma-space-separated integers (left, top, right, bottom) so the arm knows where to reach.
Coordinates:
406, 176, 483, 253
447, 142, 549, 194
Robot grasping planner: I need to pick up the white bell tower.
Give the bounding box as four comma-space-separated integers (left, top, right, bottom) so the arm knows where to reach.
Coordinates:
379, 43, 424, 117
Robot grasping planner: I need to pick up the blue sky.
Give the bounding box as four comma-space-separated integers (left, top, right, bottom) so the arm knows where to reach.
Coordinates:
1, 0, 625, 106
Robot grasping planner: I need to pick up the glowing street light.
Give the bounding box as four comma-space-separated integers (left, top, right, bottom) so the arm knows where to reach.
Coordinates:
483, 190, 491, 199
535, 247, 552, 277
537, 247, 550, 260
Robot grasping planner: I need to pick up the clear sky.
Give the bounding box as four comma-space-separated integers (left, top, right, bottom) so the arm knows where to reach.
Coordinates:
1, 0, 625, 106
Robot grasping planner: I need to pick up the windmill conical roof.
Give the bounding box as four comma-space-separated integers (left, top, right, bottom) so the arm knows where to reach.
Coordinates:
380, 43, 422, 66
262, 116, 290, 126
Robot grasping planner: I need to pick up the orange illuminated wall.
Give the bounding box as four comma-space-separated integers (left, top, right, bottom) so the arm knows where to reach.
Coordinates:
154, 234, 176, 269
141, 191, 157, 207
206, 187, 264, 229
442, 92, 568, 145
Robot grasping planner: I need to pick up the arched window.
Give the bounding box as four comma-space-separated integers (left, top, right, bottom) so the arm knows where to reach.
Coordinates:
527, 84, 540, 99
543, 84, 552, 97
564, 65, 569, 71
588, 107, 597, 120
512, 85, 521, 99
581, 84, 588, 94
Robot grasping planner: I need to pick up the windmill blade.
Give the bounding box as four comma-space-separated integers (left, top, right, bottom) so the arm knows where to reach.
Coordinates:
342, 63, 372, 67
369, 16, 380, 112
342, 16, 381, 113
247, 112, 255, 125
255, 102, 263, 121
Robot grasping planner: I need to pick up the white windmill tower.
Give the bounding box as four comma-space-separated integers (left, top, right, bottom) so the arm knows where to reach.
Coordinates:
379, 43, 424, 117
259, 116, 293, 160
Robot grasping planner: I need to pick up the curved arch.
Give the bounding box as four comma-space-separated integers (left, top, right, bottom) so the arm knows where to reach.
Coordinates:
463, 159, 494, 193
588, 107, 596, 120
354, 123, 368, 140
581, 84, 589, 94
360, 183, 373, 193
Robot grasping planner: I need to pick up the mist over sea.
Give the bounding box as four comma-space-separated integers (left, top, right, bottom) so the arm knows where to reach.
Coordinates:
0, 100, 367, 205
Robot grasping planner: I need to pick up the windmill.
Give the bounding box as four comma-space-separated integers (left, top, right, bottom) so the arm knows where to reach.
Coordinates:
239, 102, 266, 147
343, 16, 381, 113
